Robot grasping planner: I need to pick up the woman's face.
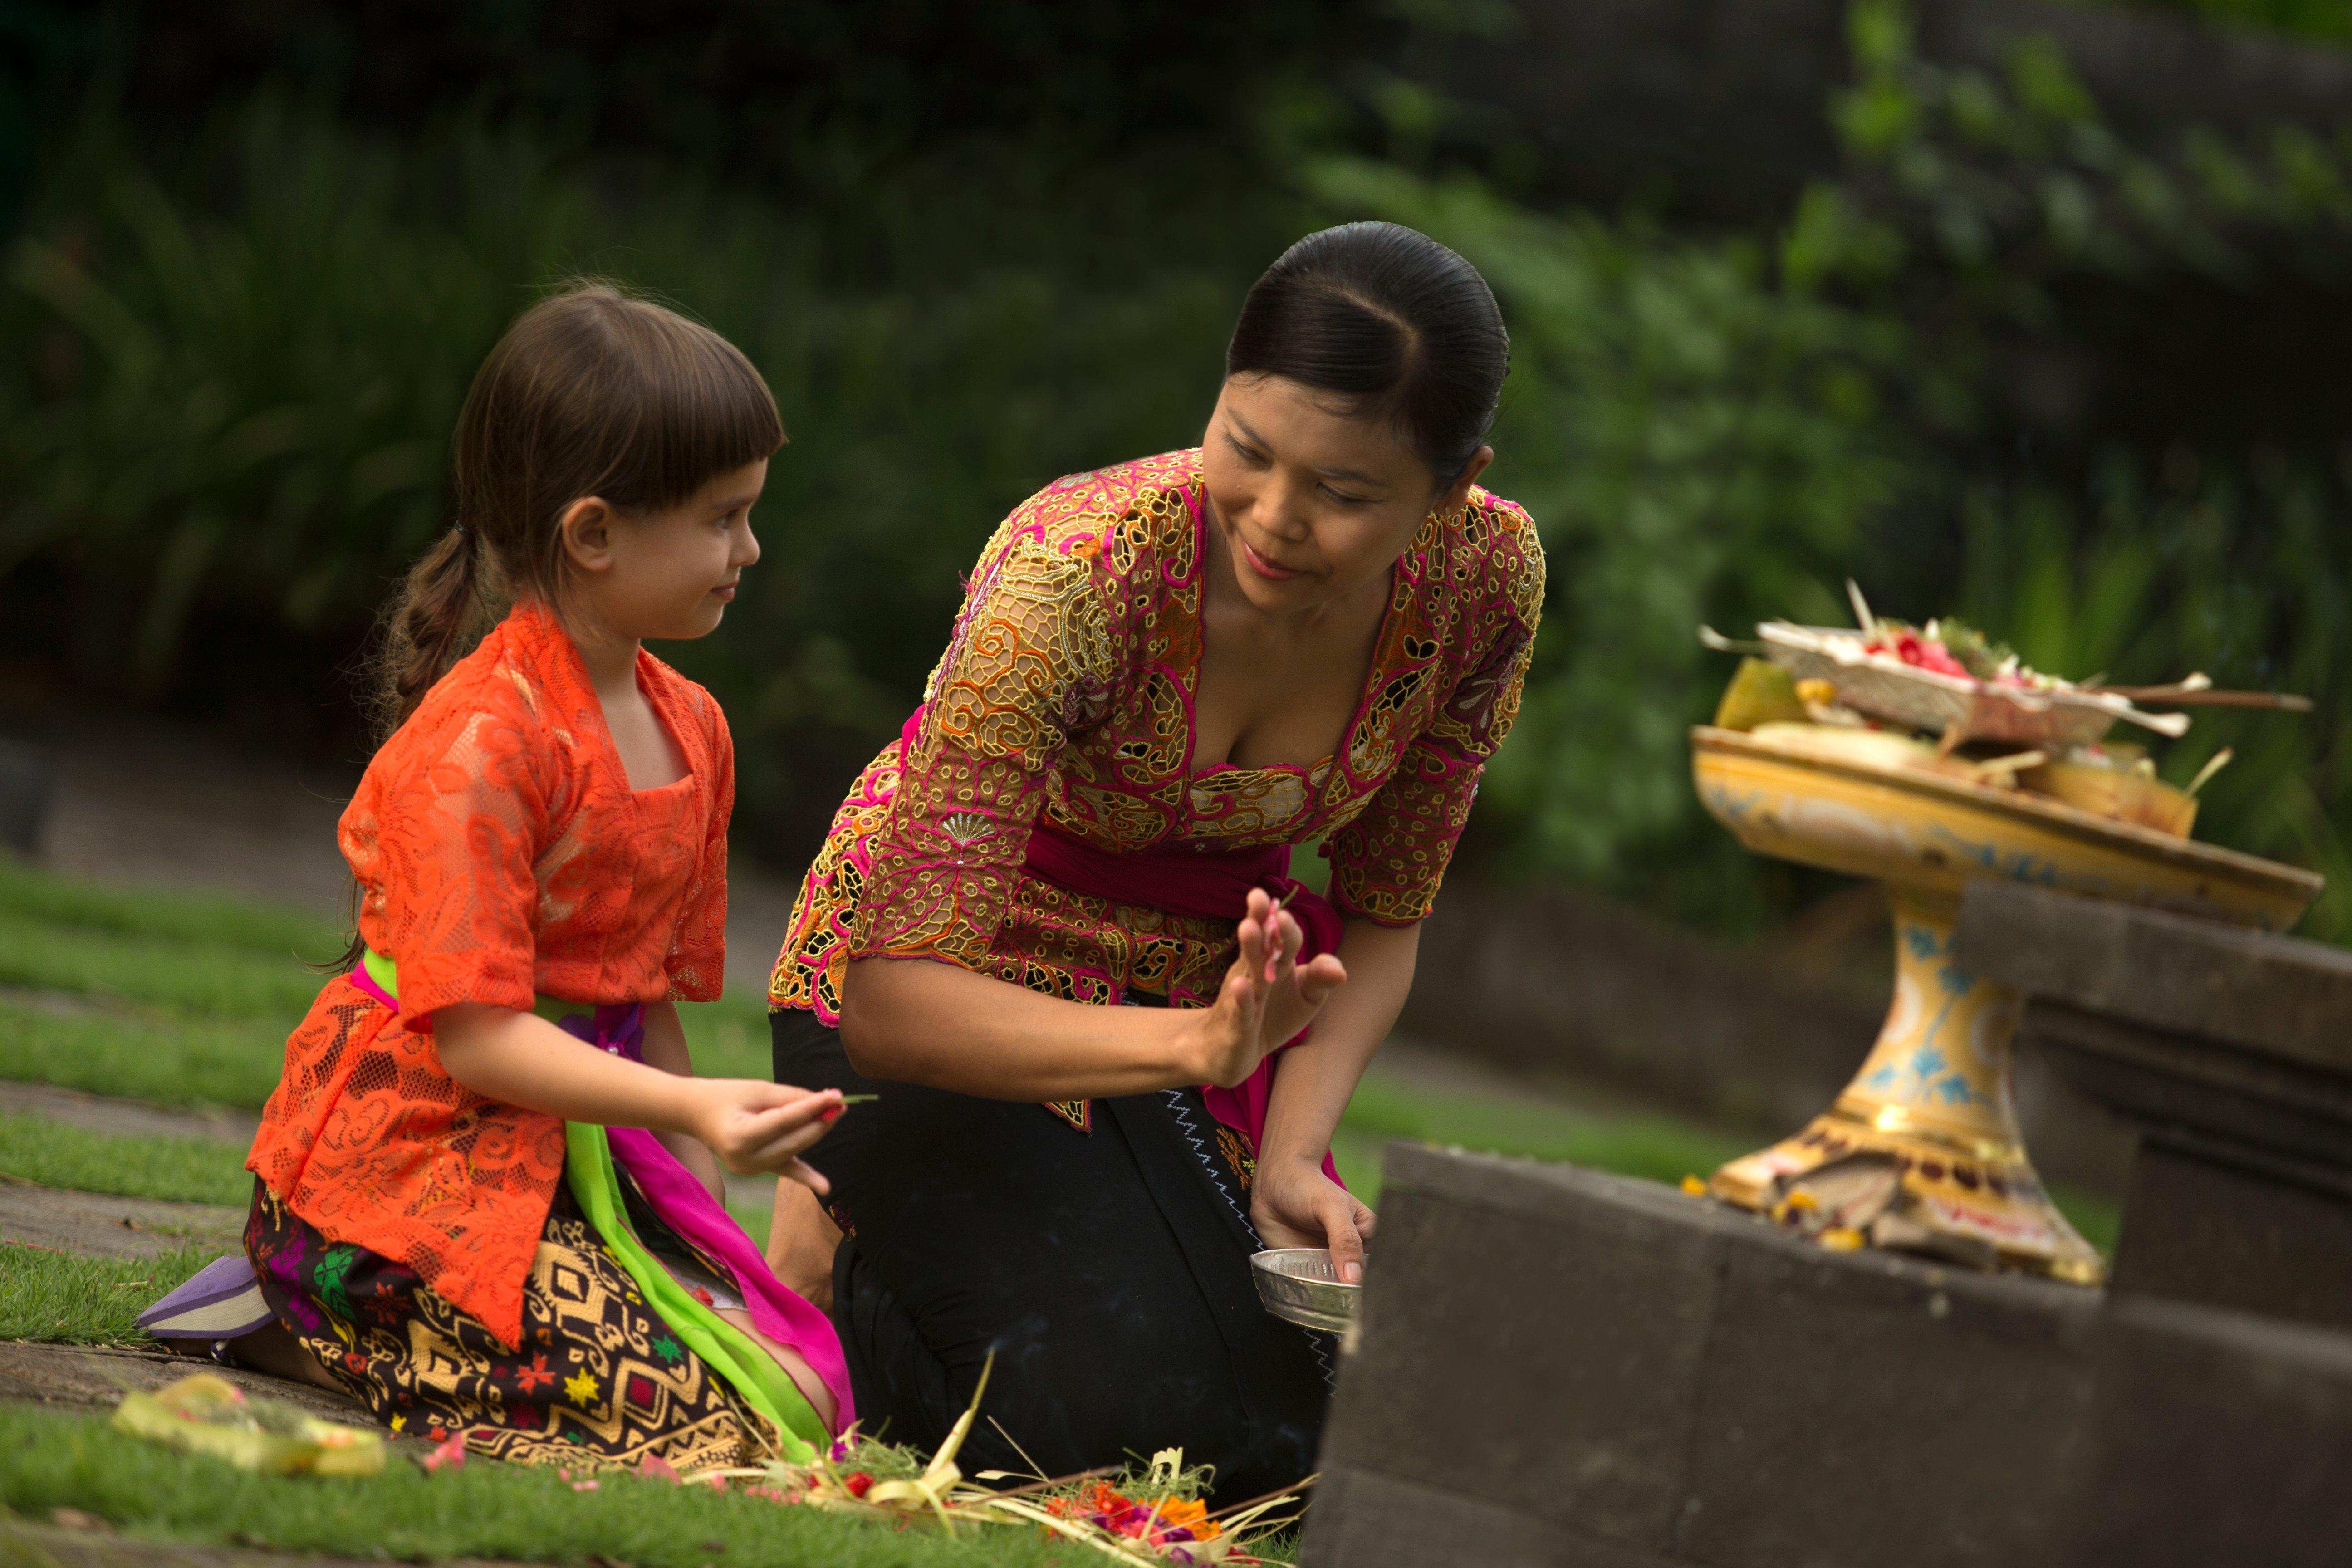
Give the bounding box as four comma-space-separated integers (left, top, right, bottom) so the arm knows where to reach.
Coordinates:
1200, 374, 1490, 616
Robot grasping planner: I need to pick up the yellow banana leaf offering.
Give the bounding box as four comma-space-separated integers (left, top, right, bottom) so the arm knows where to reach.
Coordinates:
112, 1372, 386, 1477
1702, 584, 2308, 840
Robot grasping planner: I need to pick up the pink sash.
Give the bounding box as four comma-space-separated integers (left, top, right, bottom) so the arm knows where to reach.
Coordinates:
895, 710, 1346, 1188
556, 1004, 856, 1432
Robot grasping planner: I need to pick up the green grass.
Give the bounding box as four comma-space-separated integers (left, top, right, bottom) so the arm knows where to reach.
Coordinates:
0, 1403, 1100, 1568
0, 855, 769, 1110
0, 1115, 252, 1206
1331, 1069, 1757, 1209
0, 912, 332, 1022
727, 1191, 778, 1247
1331, 1067, 2122, 1258
2048, 1187, 2121, 1257
0, 858, 321, 1111
0, 1243, 217, 1343
0, 860, 338, 1023
0, 999, 285, 1111
0, 858, 337, 956
679, 993, 776, 1082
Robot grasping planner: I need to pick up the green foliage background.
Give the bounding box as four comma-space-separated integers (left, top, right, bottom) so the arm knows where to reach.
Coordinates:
3, 0, 2349, 939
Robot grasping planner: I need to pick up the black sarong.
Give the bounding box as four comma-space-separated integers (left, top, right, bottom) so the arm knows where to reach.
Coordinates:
771, 1005, 1331, 1501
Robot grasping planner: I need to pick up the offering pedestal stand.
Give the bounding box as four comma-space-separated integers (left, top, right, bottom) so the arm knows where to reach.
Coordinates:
1690, 726, 2320, 1281
1708, 882, 2102, 1280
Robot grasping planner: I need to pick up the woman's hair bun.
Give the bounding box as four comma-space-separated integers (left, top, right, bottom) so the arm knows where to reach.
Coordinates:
1225, 221, 1507, 485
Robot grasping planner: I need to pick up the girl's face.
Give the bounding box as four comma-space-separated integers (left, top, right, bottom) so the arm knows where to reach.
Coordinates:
1199, 375, 1491, 617
562, 459, 767, 642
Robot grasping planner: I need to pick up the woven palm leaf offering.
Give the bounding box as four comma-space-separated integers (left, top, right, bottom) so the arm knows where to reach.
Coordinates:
1691, 585, 2322, 1284
112, 1372, 387, 1476
690, 1356, 1307, 1563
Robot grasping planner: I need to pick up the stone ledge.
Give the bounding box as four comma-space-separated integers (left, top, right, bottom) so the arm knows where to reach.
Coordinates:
1310, 1146, 2102, 1568
1958, 882, 2352, 1072
2067, 1295, 2352, 1567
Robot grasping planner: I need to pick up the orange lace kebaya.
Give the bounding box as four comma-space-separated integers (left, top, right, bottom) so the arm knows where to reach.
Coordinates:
769, 447, 1544, 1027
248, 600, 733, 1350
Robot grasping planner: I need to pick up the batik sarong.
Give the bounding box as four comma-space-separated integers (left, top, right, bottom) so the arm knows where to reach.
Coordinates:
245, 1180, 756, 1471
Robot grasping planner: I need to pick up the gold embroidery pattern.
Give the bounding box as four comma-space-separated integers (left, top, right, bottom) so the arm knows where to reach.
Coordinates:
769, 448, 1544, 1022
1215, 1125, 1259, 1194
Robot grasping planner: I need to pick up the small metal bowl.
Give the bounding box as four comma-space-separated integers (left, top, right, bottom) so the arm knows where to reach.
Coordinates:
1250, 1248, 1361, 1333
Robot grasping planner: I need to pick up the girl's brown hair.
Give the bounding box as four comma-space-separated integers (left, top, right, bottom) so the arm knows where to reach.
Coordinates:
371, 280, 784, 738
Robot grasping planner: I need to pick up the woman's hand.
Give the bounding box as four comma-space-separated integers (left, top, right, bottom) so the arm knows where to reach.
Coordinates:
1251, 1155, 1376, 1284
1182, 888, 1348, 1088
765, 1178, 843, 1311
686, 1080, 843, 1193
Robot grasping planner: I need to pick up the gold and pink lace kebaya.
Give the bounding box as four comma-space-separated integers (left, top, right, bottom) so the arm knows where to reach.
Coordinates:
767, 446, 1545, 1034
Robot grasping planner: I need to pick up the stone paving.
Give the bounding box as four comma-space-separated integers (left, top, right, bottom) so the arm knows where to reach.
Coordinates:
0, 1080, 261, 1147
0, 1184, 243, 1261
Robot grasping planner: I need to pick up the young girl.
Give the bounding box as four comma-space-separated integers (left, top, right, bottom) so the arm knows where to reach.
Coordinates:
238, 283, 852, 1471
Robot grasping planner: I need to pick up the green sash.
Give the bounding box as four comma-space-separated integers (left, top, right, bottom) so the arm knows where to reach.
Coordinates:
358, 952, 822, 1459
563, 1122, 823, 1458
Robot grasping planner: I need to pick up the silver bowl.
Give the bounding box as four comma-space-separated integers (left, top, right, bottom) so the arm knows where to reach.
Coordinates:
1250, 1248, 1361, 1333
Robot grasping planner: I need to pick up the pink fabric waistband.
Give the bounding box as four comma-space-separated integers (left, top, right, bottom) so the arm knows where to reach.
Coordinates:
895, 705, 1345, 1187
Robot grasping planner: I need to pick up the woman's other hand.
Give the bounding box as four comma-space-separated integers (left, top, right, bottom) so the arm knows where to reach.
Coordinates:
765, 1177, 843, 1311
1185, 887, 1348, 1088
1250, 1155, 1375, 1284
689, 1080, 843, 1191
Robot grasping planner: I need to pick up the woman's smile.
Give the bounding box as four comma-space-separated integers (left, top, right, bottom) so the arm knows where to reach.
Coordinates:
1239, 538, 1308, 581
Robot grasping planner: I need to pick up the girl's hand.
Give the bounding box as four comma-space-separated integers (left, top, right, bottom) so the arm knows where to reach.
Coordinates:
687, 1080, 843, 1193
1183, 888, 1348, 1088
1251, 1155, 1375, 1284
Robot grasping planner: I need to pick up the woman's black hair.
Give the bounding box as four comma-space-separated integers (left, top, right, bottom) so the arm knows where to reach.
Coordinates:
1225, 220, 1508, 485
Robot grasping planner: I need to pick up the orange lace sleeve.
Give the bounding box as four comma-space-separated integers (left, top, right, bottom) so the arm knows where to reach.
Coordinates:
665, 686, 732, 1001
850, 523, 1114, 972
355, 694, 555, 1027
1328, 505, 1544, 925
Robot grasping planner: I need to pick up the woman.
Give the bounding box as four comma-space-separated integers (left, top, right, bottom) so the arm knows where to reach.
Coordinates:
765, 222, 1544, 1497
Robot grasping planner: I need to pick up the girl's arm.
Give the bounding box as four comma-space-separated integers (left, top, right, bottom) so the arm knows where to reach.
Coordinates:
435, 1003, 841, 1186
1248, 917, 1419, 1282
841, 889, 1344, 1100
637, 1000, 729, 1205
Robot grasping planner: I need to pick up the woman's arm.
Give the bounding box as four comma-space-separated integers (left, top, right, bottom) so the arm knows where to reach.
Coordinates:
841, 889, 1345, 1101
1249, 917, 1418, 1282
435, 1003, 841, 1186
636, 1001, 729, 1204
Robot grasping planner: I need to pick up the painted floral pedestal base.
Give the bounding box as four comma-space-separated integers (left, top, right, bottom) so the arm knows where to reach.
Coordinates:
1691, 726, 2321, 1283
1710, 886, 2101, 1281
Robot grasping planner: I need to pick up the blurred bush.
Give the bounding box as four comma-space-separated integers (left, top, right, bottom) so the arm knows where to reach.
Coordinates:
2093, 0, 2352, 43
1309, 0, 2352, 936
0, 94, 1286, 854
